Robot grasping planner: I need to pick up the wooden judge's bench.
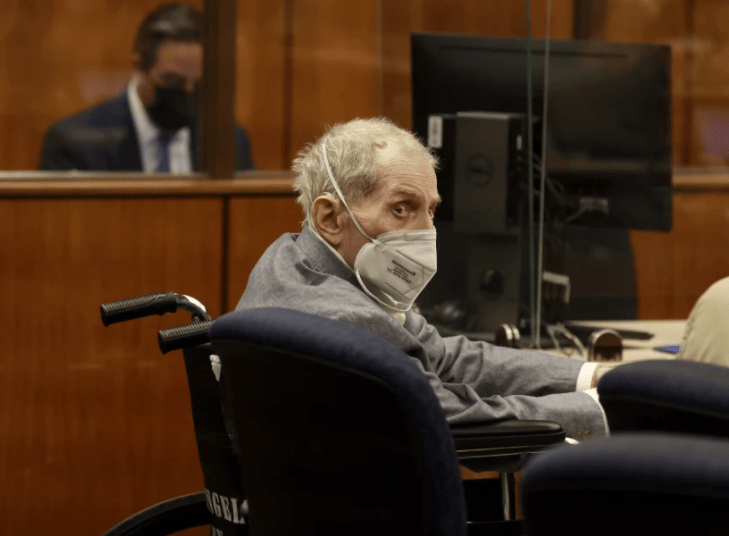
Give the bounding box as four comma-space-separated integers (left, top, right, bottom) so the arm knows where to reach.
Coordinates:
1, 170, 728, 535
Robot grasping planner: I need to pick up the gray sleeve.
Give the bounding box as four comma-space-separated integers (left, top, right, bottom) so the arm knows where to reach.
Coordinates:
406, 313, 607, 438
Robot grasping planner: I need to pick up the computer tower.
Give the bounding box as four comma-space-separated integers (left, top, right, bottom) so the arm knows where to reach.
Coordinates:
422, 112, 531, 335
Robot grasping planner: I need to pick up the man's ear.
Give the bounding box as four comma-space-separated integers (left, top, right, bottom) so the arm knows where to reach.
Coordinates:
131, 51, 146, 73
312, 195, 345, 246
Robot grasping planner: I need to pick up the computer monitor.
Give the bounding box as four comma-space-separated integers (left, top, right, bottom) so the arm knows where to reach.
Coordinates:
410, 33, 673, 336
411, 32, 672, 232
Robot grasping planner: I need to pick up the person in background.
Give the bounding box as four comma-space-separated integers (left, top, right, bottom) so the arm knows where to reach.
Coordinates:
39, 2, 254, 173
234, 117, 613, 441
677, 276, 729, 366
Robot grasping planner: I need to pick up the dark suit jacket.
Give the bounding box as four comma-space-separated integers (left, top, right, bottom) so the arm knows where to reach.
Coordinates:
39, 93, 255, 171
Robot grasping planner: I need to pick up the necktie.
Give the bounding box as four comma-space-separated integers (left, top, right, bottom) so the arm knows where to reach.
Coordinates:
155, 132, 174, 173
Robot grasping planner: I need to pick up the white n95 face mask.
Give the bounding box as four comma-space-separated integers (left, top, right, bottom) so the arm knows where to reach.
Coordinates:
321, 143, 437, 312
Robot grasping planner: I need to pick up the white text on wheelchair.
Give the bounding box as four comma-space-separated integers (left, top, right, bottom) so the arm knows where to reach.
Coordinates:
204, 489, 247, 525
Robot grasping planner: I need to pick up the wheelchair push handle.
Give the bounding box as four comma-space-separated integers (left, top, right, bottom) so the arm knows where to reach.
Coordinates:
100, 292, 212, 326
100, 292, 178, 326
158, 321, 213, 354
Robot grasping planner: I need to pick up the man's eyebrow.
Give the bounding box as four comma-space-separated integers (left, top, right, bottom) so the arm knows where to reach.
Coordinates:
391, 187, 442, 205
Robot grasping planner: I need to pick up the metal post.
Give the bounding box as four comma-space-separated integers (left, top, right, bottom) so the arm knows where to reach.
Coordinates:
500, 472, 512, 521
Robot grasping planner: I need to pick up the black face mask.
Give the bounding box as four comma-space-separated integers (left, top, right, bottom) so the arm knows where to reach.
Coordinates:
146, 86, 198, 132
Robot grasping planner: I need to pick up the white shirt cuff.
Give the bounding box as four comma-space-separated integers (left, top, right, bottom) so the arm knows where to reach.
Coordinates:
583, 387, 610, 435
576, 361, 599, 391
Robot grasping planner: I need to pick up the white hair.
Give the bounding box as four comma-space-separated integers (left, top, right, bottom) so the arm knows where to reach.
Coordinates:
292, 117, 439, 230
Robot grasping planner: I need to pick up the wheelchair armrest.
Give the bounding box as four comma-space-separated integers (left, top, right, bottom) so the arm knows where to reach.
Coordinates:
100, 491, 212, 536
451, 420, 565, 472
451, 420, 565, 452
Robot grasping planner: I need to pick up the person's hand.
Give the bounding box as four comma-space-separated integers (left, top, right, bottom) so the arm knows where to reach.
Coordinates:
590, 362, 622, 389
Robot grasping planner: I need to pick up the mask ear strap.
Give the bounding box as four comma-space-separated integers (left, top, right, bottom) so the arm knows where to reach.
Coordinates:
354, 271, 411, 313
321, 141, 378, 243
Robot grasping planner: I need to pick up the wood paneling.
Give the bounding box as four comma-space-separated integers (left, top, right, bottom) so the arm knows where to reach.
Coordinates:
688, 1, 729, 166
287, 0, 381, 166
692, 1, 729, 100
0, 172, 296, 197
602, 0, 690, 167
600, 0, 729, 166
0, 198, 222, 535
226, 195, 303, 310
201, 0, 237, 177
0, 0, 380, 172
5, 0, 729, 173
236, 0, 287, 170
0, 178, 728, 534
0, 0, 204, 172
631, 191, 729, 319
1, 169, 724, 197
381, 0, 575, 131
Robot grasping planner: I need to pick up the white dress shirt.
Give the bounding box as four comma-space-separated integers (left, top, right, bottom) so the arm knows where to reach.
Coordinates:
127, 78, 193, 174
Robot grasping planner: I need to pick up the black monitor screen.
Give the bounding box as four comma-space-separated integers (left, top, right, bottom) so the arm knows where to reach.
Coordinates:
411, 33, 672, 231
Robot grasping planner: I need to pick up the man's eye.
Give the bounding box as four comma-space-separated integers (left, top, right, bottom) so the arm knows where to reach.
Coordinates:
393, 205, 405, 215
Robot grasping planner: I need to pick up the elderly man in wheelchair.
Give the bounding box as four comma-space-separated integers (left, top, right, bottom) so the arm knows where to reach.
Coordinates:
102, 118, 729, 536
235, 117, 611, 440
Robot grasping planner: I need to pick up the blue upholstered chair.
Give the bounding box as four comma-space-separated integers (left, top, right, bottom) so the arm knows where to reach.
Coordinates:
521, 432, 729, 536
597, 359, 729, 438
209, 307, 566, 536
99, 301, 565, 535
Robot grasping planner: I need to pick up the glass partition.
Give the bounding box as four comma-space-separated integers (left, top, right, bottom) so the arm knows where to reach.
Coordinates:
535, 0, 729, 328
525, 3, 671, 345
569, 0, 727, 170
0, 0, 207, 174
380, 0, 571, 132
236, 0, 382, 171
379, 0, 563, 342
388, 0, 729, 350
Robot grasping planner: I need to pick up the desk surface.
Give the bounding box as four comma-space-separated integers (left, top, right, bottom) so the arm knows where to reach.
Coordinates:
542, 320, 686, 363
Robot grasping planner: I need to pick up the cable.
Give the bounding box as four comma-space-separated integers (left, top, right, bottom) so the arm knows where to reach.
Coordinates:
517, 304, 586, 357
535, 0, 552, 350
546, 323, 587, 357
525, 0, 536, 344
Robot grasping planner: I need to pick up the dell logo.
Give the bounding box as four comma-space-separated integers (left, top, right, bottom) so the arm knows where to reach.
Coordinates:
467, 154, 494, 186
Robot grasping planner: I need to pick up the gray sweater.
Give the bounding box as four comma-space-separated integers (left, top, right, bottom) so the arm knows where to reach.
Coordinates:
236, 224, 606, 439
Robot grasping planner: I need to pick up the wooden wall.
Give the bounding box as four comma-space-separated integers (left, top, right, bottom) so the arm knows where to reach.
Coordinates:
0, 197, 223, 536
0, 191, 304, 536
583, 0, 729, 167
2, 180, 729, 534
633, 190, 729, 319
226, 196, 304, 308
4, 0, 729, 170
381, 0, 575, 130
0, 0, 201, 171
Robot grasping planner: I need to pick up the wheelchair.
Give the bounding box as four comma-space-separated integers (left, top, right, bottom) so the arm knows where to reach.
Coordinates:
99, 291, 568, 536
100, 292, 245, 536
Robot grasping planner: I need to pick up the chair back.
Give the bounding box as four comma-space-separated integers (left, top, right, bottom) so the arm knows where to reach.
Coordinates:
209, 308, 467, 536
598, 359, 729, 439
181, 343, 248, 534
521, 432, 729, 536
